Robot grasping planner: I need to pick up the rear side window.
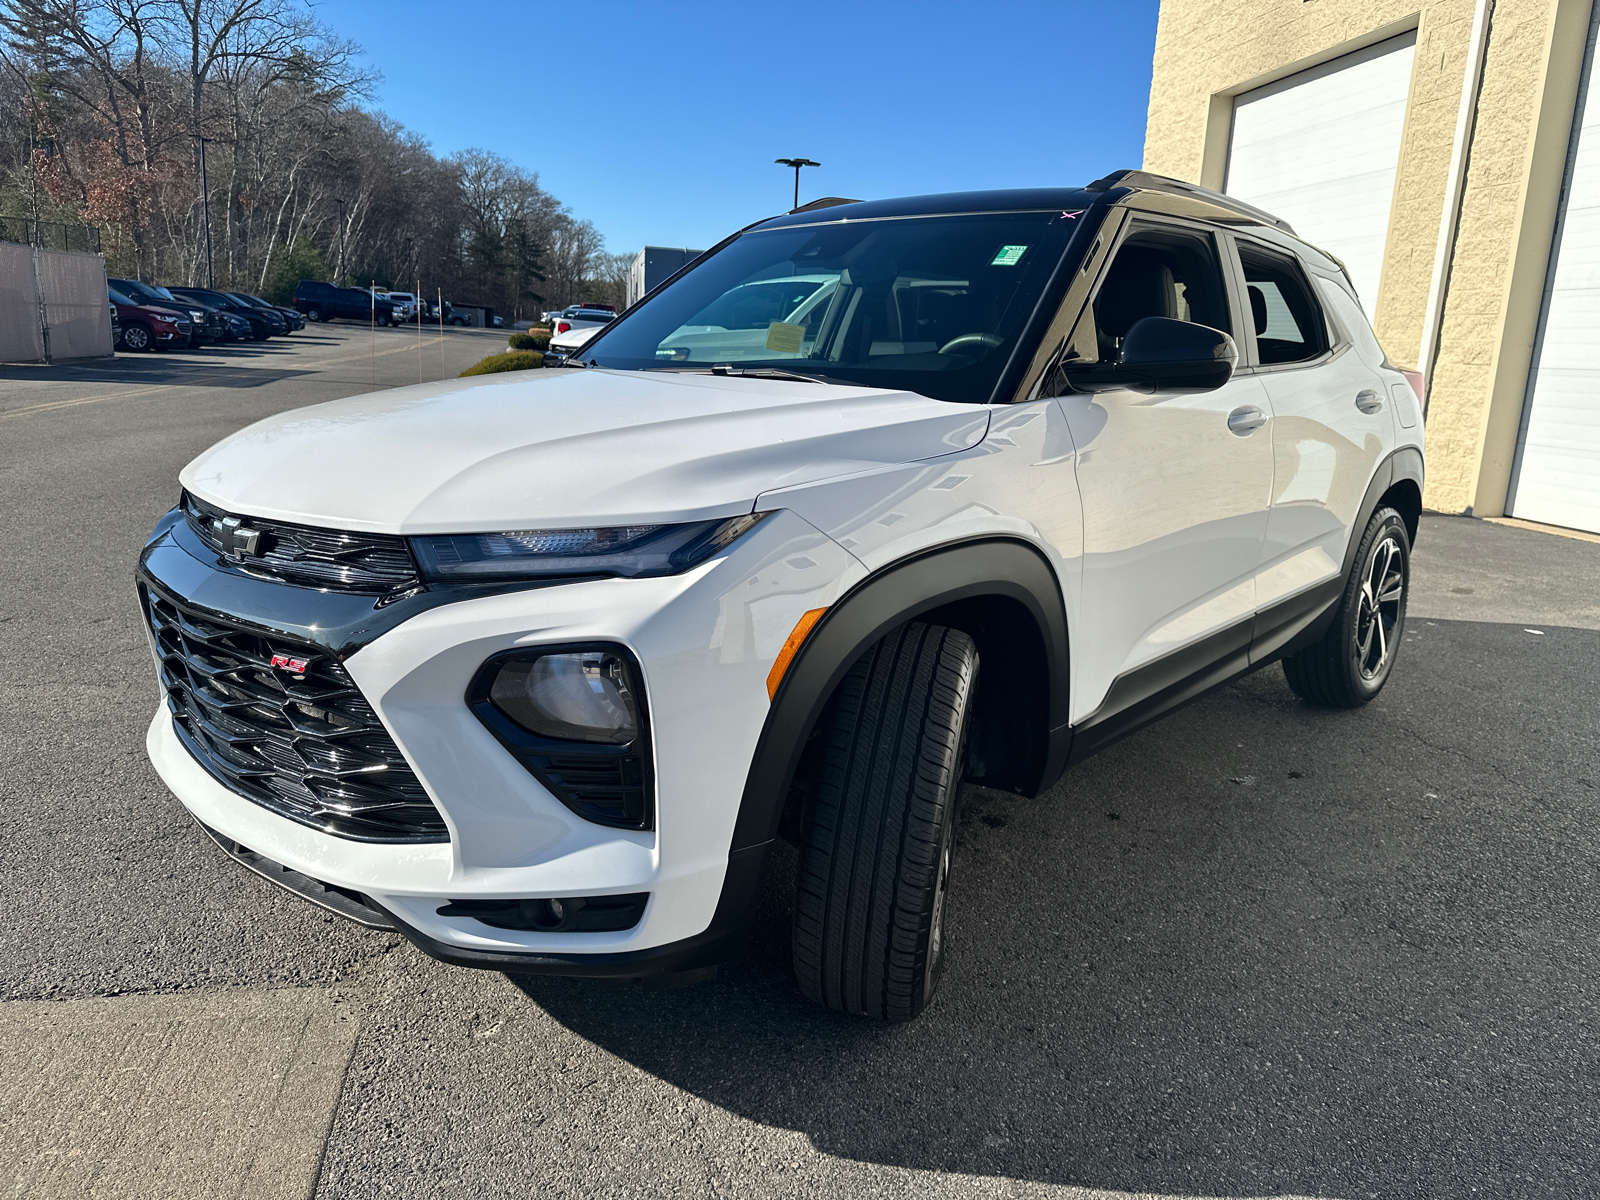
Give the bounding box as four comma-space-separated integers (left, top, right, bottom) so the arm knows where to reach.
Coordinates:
1236, 242, 1328, 366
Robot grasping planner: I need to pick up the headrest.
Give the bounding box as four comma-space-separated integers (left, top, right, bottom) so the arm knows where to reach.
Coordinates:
1097, 247, 1174, 338
1248, 284, 1268, 336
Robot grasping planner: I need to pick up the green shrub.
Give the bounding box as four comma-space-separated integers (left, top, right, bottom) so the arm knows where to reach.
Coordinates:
460, 350, 544, 376
507, 331, 542, 351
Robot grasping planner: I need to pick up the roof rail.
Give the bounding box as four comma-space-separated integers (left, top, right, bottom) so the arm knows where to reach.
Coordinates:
789, 196, 863, 214
1083, 169, 1295, 235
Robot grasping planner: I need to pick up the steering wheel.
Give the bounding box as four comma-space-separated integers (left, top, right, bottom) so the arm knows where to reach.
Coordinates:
938, 332, 1004, 356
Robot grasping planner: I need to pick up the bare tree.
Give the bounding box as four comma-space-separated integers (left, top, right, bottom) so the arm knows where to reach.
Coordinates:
0, 0, 600, 315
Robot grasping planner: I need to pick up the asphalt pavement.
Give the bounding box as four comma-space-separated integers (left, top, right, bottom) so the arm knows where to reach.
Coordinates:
3, 326, 1598, 1199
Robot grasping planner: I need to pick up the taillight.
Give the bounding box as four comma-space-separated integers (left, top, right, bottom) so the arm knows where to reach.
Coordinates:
557, 321, 571, 333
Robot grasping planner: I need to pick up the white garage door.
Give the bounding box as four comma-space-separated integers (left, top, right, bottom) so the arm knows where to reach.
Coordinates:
1510, 37, 1600, 534
1224, 32, 1417, 309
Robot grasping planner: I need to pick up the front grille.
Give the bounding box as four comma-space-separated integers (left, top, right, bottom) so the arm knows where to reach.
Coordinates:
182, 491, 421, 594
144, 584, 449, 842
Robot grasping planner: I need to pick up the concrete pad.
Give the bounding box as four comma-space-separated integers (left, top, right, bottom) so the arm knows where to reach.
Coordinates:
1408, 512, 1600, 629
0, 989, 358, 1199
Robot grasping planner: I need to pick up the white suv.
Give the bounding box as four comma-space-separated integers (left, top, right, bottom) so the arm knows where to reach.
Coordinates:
139, 171, 1424, 1020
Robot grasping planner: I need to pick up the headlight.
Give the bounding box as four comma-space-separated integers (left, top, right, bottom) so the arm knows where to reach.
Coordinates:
189, 310, 205, 322
410, 512, 768, 582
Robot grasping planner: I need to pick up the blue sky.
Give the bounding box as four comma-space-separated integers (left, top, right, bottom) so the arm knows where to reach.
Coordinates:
319, 0, 1161, 255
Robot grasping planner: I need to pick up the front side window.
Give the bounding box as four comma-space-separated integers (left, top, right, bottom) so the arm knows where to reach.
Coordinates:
1236, 242, 1328, 366
581, 211, 1082, 403
1043, 224, 1231, 395
1089, 226, 1231, 363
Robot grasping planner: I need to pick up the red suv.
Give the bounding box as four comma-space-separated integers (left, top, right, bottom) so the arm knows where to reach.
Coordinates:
109, 285, 192, 351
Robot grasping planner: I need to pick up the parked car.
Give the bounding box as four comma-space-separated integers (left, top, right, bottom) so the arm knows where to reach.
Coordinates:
108, 286, 191, 351
138, 171, 1424, 1020
549, 307, 615, 339
109, 277, 220, 347
229, 291, 302, 333
541, 322, 602, 366
293, 280, 397, 324
383, 291, 420, 322
109, 301, 120, 347
167, 287, 283, 340
360, 288, 407, 327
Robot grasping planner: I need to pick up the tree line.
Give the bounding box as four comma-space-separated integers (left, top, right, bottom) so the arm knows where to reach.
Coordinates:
0, 0, 630, 316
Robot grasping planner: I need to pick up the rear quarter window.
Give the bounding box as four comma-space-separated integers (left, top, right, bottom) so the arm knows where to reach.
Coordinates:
1236, 241, 1329, 366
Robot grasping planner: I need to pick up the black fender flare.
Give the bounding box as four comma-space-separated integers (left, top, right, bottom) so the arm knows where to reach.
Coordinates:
732, 536, 1071, 855
686, 538, 1073, 966
1342, 445, 1425, 583
1263, 445, 1425, 665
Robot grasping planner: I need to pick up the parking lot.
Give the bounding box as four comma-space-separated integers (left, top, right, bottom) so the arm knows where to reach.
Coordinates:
3, 325, 1598, 1199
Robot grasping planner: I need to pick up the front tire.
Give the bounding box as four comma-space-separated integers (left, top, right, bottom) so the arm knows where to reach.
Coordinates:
1283, 505, 1410, 707
793, 622, 978, 1021
121, 322, 151, 351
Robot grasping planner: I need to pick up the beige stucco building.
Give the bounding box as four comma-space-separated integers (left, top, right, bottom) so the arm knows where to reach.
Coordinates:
1145, 0, 1600, 533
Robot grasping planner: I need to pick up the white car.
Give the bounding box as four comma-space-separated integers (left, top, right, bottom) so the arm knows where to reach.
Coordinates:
544, 309, 616, 365
139, 171, 1424, 1020
544, 322, 602, 365
385, 291, 419, 321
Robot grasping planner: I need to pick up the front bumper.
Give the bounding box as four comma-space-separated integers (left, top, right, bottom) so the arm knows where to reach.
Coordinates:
140, 506, 862, 973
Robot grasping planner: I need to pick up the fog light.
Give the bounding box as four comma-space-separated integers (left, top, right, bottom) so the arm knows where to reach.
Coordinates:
469, 645, 654, 829
489, 651, 638, 745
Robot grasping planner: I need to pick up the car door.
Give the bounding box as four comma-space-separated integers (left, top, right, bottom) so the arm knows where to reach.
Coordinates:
1050, 219, 1274, 723
1227, 236, 1387, 654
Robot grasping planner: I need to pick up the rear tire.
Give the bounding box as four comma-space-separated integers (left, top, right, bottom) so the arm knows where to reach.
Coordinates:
793, 621, 978, 1021
305, 307, 322, 322
1282, 505, 1410, 708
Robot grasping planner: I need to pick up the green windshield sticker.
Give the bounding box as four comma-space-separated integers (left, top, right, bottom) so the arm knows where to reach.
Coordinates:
765, 320, 805, 354
991, 244, 1028, 267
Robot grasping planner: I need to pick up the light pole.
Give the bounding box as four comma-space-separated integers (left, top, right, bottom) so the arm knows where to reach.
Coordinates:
192, 134, 214, 288
774, 158, 820, 211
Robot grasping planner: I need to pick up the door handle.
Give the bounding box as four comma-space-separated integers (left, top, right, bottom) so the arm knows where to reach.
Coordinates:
1227, 405, 1268, 436
1355, 389, 1384, 415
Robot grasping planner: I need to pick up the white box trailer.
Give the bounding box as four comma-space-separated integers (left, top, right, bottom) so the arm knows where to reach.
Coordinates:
626, 246, 705, 309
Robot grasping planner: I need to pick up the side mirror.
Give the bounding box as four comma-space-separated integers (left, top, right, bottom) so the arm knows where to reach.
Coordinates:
1069, 316, 1237, 394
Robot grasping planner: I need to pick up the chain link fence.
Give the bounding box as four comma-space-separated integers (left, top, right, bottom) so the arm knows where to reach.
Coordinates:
0, 216, 102, 254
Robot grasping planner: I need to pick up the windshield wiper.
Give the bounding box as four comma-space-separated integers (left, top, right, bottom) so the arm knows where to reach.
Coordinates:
705, 364, 825, 384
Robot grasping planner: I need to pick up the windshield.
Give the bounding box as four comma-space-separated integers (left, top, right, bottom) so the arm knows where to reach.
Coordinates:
116, 279, 171, 305
582, 211, 1077, 402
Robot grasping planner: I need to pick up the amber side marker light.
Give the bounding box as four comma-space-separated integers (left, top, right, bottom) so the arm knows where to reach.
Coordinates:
767, 608, 828, 701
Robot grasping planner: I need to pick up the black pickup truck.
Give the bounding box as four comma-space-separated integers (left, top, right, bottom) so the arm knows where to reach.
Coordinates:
293, 280, 396, 324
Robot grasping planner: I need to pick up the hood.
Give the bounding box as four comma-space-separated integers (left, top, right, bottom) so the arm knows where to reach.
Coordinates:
180, 368, 990, 534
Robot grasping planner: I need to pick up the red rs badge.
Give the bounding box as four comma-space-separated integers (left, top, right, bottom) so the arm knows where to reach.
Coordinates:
270, 654, 310, 673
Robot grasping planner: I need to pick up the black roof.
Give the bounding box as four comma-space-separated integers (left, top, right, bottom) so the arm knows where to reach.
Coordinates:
755, 187, 1103, 229
751, 171, 1295, 237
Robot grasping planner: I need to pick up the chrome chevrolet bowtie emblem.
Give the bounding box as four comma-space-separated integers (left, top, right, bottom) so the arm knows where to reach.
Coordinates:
212, 514, 262, 558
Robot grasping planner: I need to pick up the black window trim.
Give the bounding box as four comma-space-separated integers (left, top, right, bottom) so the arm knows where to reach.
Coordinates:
1224, 232, 1347, 375
1034, 210, 1246, 398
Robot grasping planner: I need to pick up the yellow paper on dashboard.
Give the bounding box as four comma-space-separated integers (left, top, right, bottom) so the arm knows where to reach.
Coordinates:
765, 321, 805, 354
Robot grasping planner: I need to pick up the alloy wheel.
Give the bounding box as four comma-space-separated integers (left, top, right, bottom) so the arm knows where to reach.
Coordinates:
1354, 534, 1405, 680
